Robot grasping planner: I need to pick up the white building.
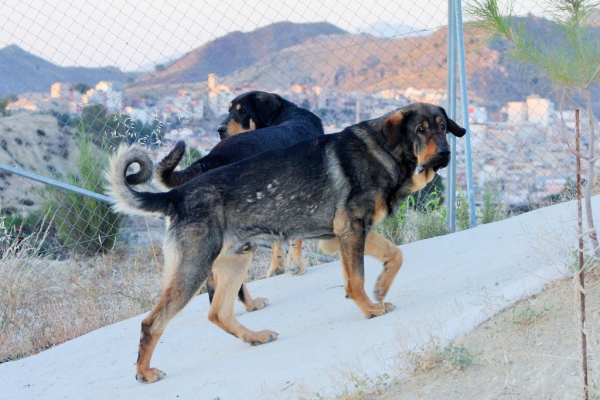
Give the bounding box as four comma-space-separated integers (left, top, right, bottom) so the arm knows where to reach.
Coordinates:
50, 82, 73, 100
207, 74, 234, 117
83, 81, 123, 113
526, 96, 554, 127
171, 92, 204, 121
468, 105, 488, 123
125, 106, 151, 125
506, 101, 528, 124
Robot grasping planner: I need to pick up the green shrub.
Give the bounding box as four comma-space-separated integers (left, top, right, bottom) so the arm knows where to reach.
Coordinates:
480, 184, 505, 224
413, 209, 449, 240
507, 303, 551, 326
456, 192, 471, 231
438, 343, 474, 371
413, 175, 445, 212
375, 196, 413, 245
0, 212, 43, 236
40, 135, 122, 255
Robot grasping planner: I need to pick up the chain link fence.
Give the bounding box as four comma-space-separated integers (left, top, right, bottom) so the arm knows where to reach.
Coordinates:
0, 0, 596, 362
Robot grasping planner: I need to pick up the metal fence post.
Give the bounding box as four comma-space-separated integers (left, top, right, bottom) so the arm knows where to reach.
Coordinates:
446, 0, 458, 232
455, 0, 477, 228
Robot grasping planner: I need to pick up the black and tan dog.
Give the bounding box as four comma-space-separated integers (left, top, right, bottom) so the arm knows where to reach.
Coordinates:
156, 91, 324, 280
106, 102, 465, 383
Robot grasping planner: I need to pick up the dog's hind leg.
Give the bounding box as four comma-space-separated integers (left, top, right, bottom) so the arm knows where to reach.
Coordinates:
364, 231, 403, 301
136, 231, 214, 384
207, 274, 268, 312
286, 239, 306, 275
267, 242, 286, 277
208, 241, 278, 345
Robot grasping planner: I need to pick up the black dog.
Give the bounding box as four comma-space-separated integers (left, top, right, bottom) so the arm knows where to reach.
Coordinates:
155, 91, 324, 282
106, 102, 465, 383
155, 91, 324, 188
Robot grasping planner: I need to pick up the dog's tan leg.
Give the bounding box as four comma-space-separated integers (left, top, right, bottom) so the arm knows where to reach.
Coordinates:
267, 242, 285, 277
238, 283, 269, 312
364, 231, 403, 301
320, 232, 402, 300
287, 239, 306, 275
208, 242, 278, 345
136, 233, 212, 383
338, 237, 394, 318
208, 274, 268, 312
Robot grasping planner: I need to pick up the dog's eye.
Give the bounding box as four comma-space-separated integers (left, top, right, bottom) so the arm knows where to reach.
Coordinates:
239, 108, 246, 114
417, 126, 425, 133
440, 123, 446, 130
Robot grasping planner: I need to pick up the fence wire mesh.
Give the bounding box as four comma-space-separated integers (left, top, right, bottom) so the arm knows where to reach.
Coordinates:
0, 0, 598, 364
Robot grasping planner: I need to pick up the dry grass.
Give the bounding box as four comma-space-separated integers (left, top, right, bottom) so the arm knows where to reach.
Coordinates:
0, 230, 161, 363
344, 276, 600, 400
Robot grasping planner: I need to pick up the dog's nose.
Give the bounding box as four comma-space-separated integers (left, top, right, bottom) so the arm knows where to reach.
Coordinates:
437, 146, 450, 157
217, 125, 227, 139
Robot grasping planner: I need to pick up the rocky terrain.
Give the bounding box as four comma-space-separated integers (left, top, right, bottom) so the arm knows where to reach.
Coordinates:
0, 112, 79, 215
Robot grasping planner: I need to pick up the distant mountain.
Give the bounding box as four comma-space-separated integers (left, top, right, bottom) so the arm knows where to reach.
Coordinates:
0, 45, 135, 97
219, 15, 600, 112
126, 21, 346, 90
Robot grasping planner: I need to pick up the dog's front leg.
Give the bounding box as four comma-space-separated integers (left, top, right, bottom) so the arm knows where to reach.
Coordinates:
286, 239, 306, 275
267, 242, 286, 277
208, 242, 278, 345
337, 230, 396, 318
364, 231, 403, 301
320, 232, 403, 302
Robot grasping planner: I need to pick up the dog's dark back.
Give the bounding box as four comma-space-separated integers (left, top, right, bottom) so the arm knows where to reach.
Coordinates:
156, 92, 324, 188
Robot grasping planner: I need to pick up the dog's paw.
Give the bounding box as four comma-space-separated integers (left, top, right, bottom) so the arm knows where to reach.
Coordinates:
266, 266, 285, 278
243, 330, 279, 346
136, 368, 166, 383
366, 302, 396, 318
245, 297, 269, 312
287, 262, 307, 276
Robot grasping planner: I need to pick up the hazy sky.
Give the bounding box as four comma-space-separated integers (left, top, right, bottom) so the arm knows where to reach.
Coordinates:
0, 0, 550, 72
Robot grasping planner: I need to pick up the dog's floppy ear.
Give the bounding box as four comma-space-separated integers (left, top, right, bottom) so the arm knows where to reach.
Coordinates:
252, 92, 283, 126
380, 113, 404, 151
439, 106, 466, 137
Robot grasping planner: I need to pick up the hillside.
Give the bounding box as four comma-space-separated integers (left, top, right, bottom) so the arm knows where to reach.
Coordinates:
0, 45, 134, 97
126, 21, 345, 90
125, 17, 600, 113
223, 16, 600, 111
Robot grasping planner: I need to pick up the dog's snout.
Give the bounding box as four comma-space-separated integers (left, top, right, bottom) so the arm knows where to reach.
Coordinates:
217, 125, 227, 139
437, 146, 450, 157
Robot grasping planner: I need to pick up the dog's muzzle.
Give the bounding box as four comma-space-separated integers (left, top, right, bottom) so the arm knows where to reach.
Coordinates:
437, 144, 450, 158
217, 125, 228, 140
416, 146, 452, 173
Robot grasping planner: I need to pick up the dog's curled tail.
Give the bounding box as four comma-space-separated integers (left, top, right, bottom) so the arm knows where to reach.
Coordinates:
154, 140, 215, 189
154, 140, 187, 189
105, 144, 170, 217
